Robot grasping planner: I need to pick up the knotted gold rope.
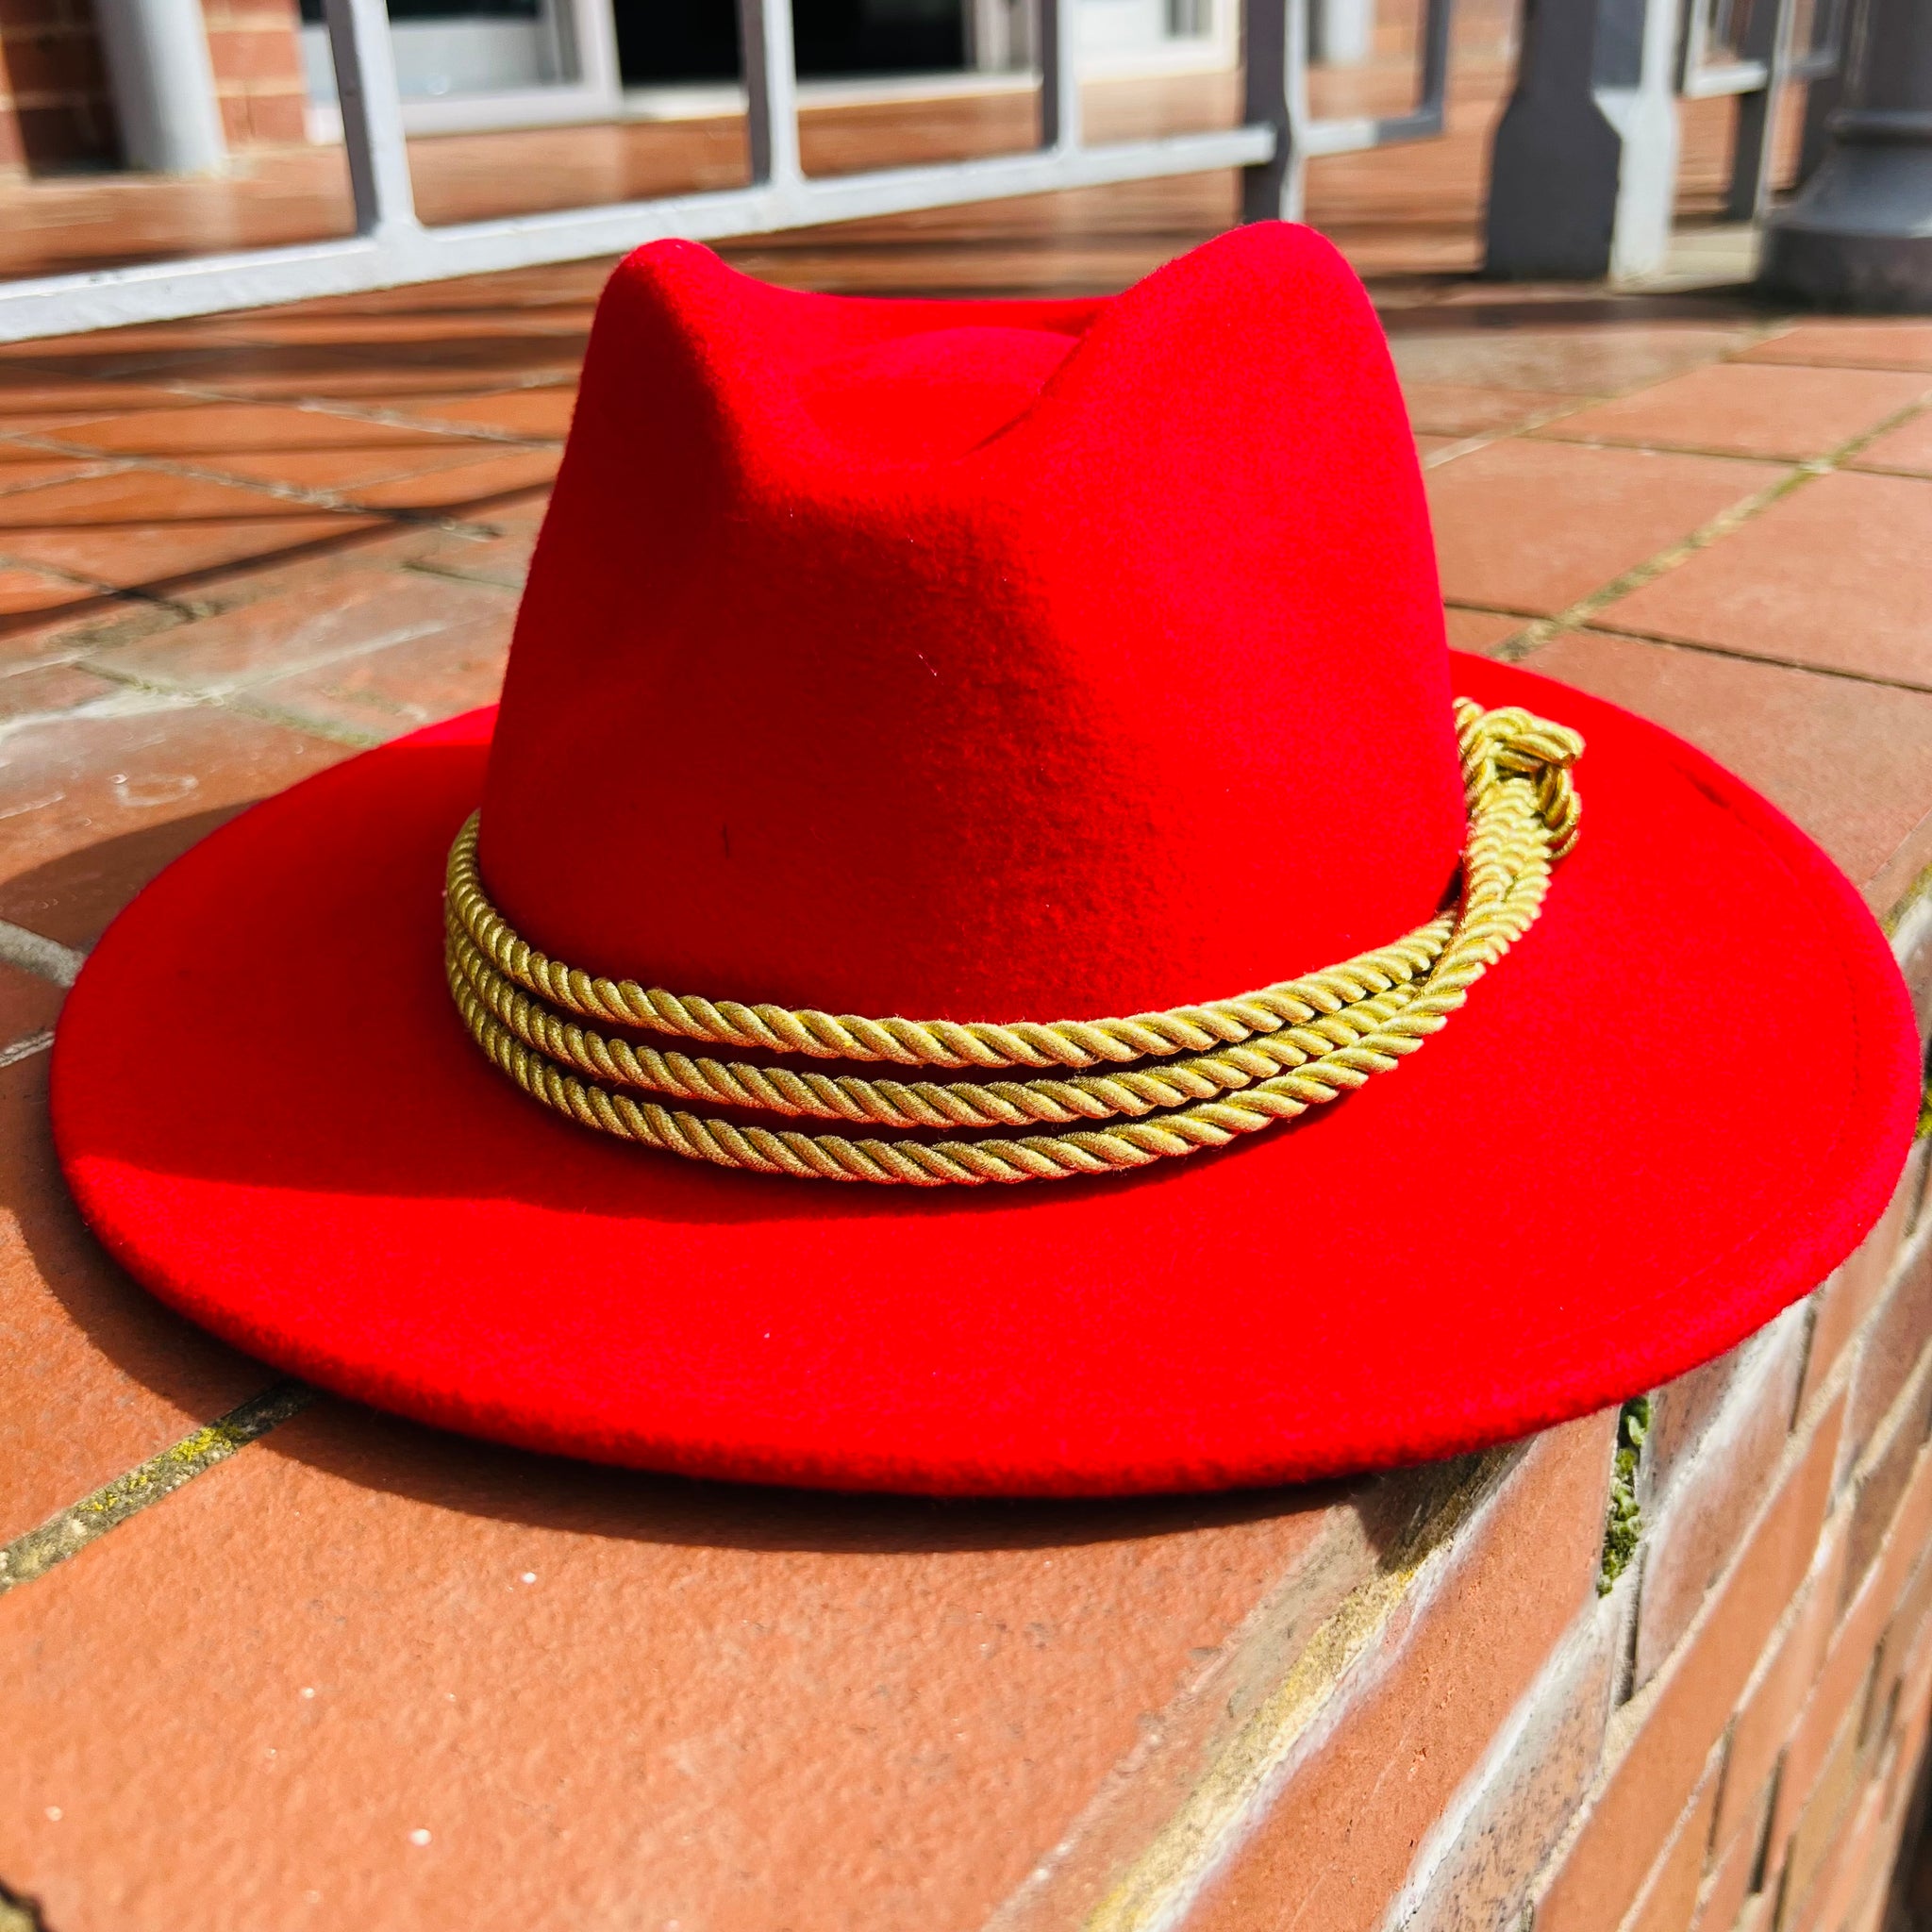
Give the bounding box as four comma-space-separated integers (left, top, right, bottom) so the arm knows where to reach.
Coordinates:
444, 699, 1583, 1187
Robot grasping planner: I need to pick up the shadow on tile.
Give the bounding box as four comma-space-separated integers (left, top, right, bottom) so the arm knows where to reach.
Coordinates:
255, 1391, 1439, 1558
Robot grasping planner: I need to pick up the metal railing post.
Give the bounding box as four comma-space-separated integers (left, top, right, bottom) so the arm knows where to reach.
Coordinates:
0, 0, 1495, 337
1795, 0, 1847, 184
964, 0, 1022, 73
1762, 0, 1932, 308
94, 0, 227, 175
1038, 0, 1079, 152
1242, 0, 1307, 222
1415, 0, 1452, 124
1308, 0, 1373, 65
1724, 0, 1796, 219
1485, 0, 1685, 281
322, 0, 420, 239
739, 0, 803, 190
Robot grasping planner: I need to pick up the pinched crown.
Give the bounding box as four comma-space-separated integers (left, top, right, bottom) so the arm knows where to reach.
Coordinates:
475, 225, 1463, 1026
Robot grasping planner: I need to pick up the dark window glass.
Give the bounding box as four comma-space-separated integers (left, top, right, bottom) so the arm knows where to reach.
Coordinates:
299, 0, 541, 20
296, 0, 966, 79
614, 0, 964, 85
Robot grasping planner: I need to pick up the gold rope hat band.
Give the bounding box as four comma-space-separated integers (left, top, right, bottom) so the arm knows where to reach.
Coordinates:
443, 698, 1583, 1187
447, 925, 1437, 1128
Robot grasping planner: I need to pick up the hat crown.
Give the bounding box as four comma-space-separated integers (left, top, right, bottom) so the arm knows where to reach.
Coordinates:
476, 225, 1464, 1023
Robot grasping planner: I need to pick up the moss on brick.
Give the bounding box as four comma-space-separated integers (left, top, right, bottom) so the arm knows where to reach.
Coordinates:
0, 1381, 310, 1595
0, 1879, 46, 1932
1598, 1395, 1650, 1595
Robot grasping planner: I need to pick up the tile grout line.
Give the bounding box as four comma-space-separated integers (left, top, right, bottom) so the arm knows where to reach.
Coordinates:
1414, 329, 1932, 473
0, 368, 583, 452
220, 689, 391, 749
1572, 625, 1932, 702
1522, 391, 1932, 472
0, 548, 142, 602
0, 429, 559, 522
0, 472, 535, 564
1076, 1449, 1524, 1932
0, 1032, 54, 1071
1492, 391, 1932, 666
1417, 383, 1708, 472
1846, 455, 1932, 484
0, 507, 521, 655
43, 658, 389, 750
1492, 469, 1808, 663
0, 481, 540, 647
0, 684, 224, 749
0, 1381, 315, 1597
1409, 307, 1803, 464
0, 920, 84, 989
71, 615, 459, 693
220, 387, 578, 444
0, 1875, 46, 1932
0, 458, 126, 506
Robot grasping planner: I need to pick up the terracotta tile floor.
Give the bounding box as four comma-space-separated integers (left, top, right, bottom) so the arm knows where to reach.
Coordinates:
1853, 409, 1932, 480
2, 52, 1931, 1932
1535, 361, 1932, 463
1424, 439, 1789, 616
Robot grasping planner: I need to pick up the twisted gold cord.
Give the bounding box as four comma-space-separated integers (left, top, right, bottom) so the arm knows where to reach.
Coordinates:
444, 699, 1583, 1187
448, 927, 1434, 1126
450, 822, 1461, 1071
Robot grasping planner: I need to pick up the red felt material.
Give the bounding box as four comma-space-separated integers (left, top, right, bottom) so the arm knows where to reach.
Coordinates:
479, 225, 1466, 1020
49, 227, 1923, 1496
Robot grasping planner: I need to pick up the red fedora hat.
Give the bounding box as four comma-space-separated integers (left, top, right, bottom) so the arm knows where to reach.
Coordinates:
51, 225, 1920, 1496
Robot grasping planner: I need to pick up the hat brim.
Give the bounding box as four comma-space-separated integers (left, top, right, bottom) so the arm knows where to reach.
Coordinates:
50, 656, 1921, 1496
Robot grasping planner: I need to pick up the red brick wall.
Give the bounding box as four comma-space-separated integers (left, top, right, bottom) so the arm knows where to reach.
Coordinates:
0, 0, 115, 171
1058, 893, 1932, 1932
0, 0, 305, 174
1345, 1103, 1926, 1929
203, 0, 307, 149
